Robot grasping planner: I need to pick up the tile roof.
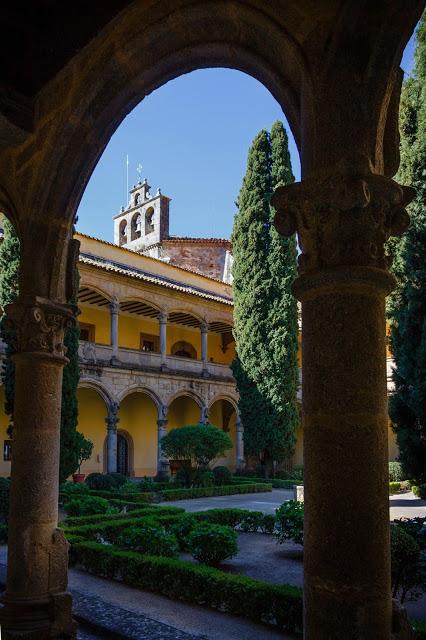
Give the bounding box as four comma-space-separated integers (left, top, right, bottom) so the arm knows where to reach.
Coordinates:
79, 253, 234, 306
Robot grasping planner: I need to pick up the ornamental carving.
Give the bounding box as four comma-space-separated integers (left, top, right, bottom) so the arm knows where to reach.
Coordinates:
5, 299, 75, 358
272, 173, 415, 275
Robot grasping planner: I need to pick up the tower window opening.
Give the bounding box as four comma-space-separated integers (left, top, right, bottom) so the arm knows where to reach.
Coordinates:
145, 207, 154, 234
119, 220, 127, 245
131, 213, 142, 240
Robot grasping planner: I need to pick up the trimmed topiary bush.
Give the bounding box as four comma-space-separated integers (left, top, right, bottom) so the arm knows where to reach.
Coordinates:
107, 472, 128, 489
188, 522, 238, 566
169, 513, 197, 550
118, 522, 179, 557
212, 466, 232, 486
64, 496, 118, 517
390, 482, 402, 494
274, 500, 304, 546
85, 473, 127, 491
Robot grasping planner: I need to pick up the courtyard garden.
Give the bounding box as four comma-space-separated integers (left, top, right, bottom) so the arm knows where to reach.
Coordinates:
46, 467, 426, 638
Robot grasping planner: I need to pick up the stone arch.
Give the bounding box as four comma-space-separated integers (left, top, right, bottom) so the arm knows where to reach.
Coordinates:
166, 389, 203, 411
78, 378, 114, 409
119, 218, 128, 245
144, 207, 155, 235
77, 283, 112, 304
118, 385, 162, 413
208, 394, 239, 415
24, 1, 309, 254
171, 340, 197, 360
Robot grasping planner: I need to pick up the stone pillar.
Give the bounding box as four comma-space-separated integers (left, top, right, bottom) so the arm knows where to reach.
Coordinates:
200, 405, 209, 425
157, 405, 170, 478
106, 401, 119, 474
110, 297, 120, 363
159, 311, 168, 369
236, 415, 244, 471
200, 321, 209, 376
1, 298, 77, 638
272, 172, 414, 640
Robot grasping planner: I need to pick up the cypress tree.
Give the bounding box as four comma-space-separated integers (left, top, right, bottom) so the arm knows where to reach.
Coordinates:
388, 15, 426, 484
267, 121, 299, 462
232, 124, 299, 475
59, 268, 83, 484
0, 216, 20, 436
231, 130, 273, 472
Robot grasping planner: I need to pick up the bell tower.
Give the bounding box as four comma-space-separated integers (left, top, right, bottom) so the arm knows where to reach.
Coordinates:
113, 178, 170, 252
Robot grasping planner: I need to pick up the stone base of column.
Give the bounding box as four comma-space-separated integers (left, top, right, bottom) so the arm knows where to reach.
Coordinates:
201, 368, 210, 378
1, 591, 77, 639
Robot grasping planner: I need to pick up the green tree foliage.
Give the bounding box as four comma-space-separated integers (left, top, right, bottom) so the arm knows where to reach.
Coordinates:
161, 424, 233, 470
388, 16, 426, 484
0, 216, 20, 435
231, 125, 298, 474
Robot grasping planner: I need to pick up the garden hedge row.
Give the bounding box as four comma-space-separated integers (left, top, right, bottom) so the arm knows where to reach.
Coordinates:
389, 482, 402, 495
232, 477, 296, 489
411, 484, 426, 499
70, 540, 303, 633
62, 506, 184, 527
160, 483, 272, 501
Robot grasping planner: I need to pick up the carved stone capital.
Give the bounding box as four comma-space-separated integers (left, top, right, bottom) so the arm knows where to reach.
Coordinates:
272, 173, 415, 276
158, 311, 168, 324
106, 400, 120, 430
109, 297, 120, 315
5, 297, 75, 361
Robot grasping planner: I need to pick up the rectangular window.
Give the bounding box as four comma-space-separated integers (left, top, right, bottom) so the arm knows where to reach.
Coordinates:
3, 440, 12, 462
140, 332, 159, 353
79, 322, 95, 342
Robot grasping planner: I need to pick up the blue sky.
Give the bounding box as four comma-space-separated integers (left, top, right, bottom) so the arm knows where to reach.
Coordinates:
77, 31, 417, 242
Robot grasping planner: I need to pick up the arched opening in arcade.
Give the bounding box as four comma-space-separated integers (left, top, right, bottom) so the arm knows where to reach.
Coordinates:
118, 390, 158, 477
209, 398, 238, 471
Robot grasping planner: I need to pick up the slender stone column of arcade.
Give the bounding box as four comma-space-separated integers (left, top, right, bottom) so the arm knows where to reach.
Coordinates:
200, 321, 209, 376
235, 414, 244, 471
159, 311, 168, 369
273, 173, 414, 640
1, 298, 77, 637
109, 297, 120, 363
157, 404, 170, 477
106, 401, 120, 474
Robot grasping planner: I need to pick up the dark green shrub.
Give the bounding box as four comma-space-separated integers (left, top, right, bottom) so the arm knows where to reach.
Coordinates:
107, 473, 128, 489
64, 496, 118, 517
274, 500, 304, 546
412, 484, 426, 499
393, 518, 426, 550
240, 512, 275, 534
188, 523, 238, 566
391, 524, 426, 603
137, 477, 156, 492
413, 620, 426, 639
198, 470, 214, 487
213, 466, 232, 486
0, 477, 10, 520
389, 461, 405, 482
390, 482, 402, 494
169, 513, 197, 550
118, 522, 179, 558
60, 482, 90, 496
70, 541, 303, 633
85, 473, 113, 490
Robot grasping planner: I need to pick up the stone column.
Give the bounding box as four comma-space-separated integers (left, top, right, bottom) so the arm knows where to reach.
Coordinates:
106, 401, 119, 474
110, 297, 120, 363
157, 404, 170, 478
200, 405, 209, 425
159, 311, 168, 369
200, 321, 209, 376
1, 298, 76, 638
236, 415, 244, 471
272, 172, 414, 640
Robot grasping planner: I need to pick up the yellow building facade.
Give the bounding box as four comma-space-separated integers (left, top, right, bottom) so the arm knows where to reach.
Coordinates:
0, 181, 398, 477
